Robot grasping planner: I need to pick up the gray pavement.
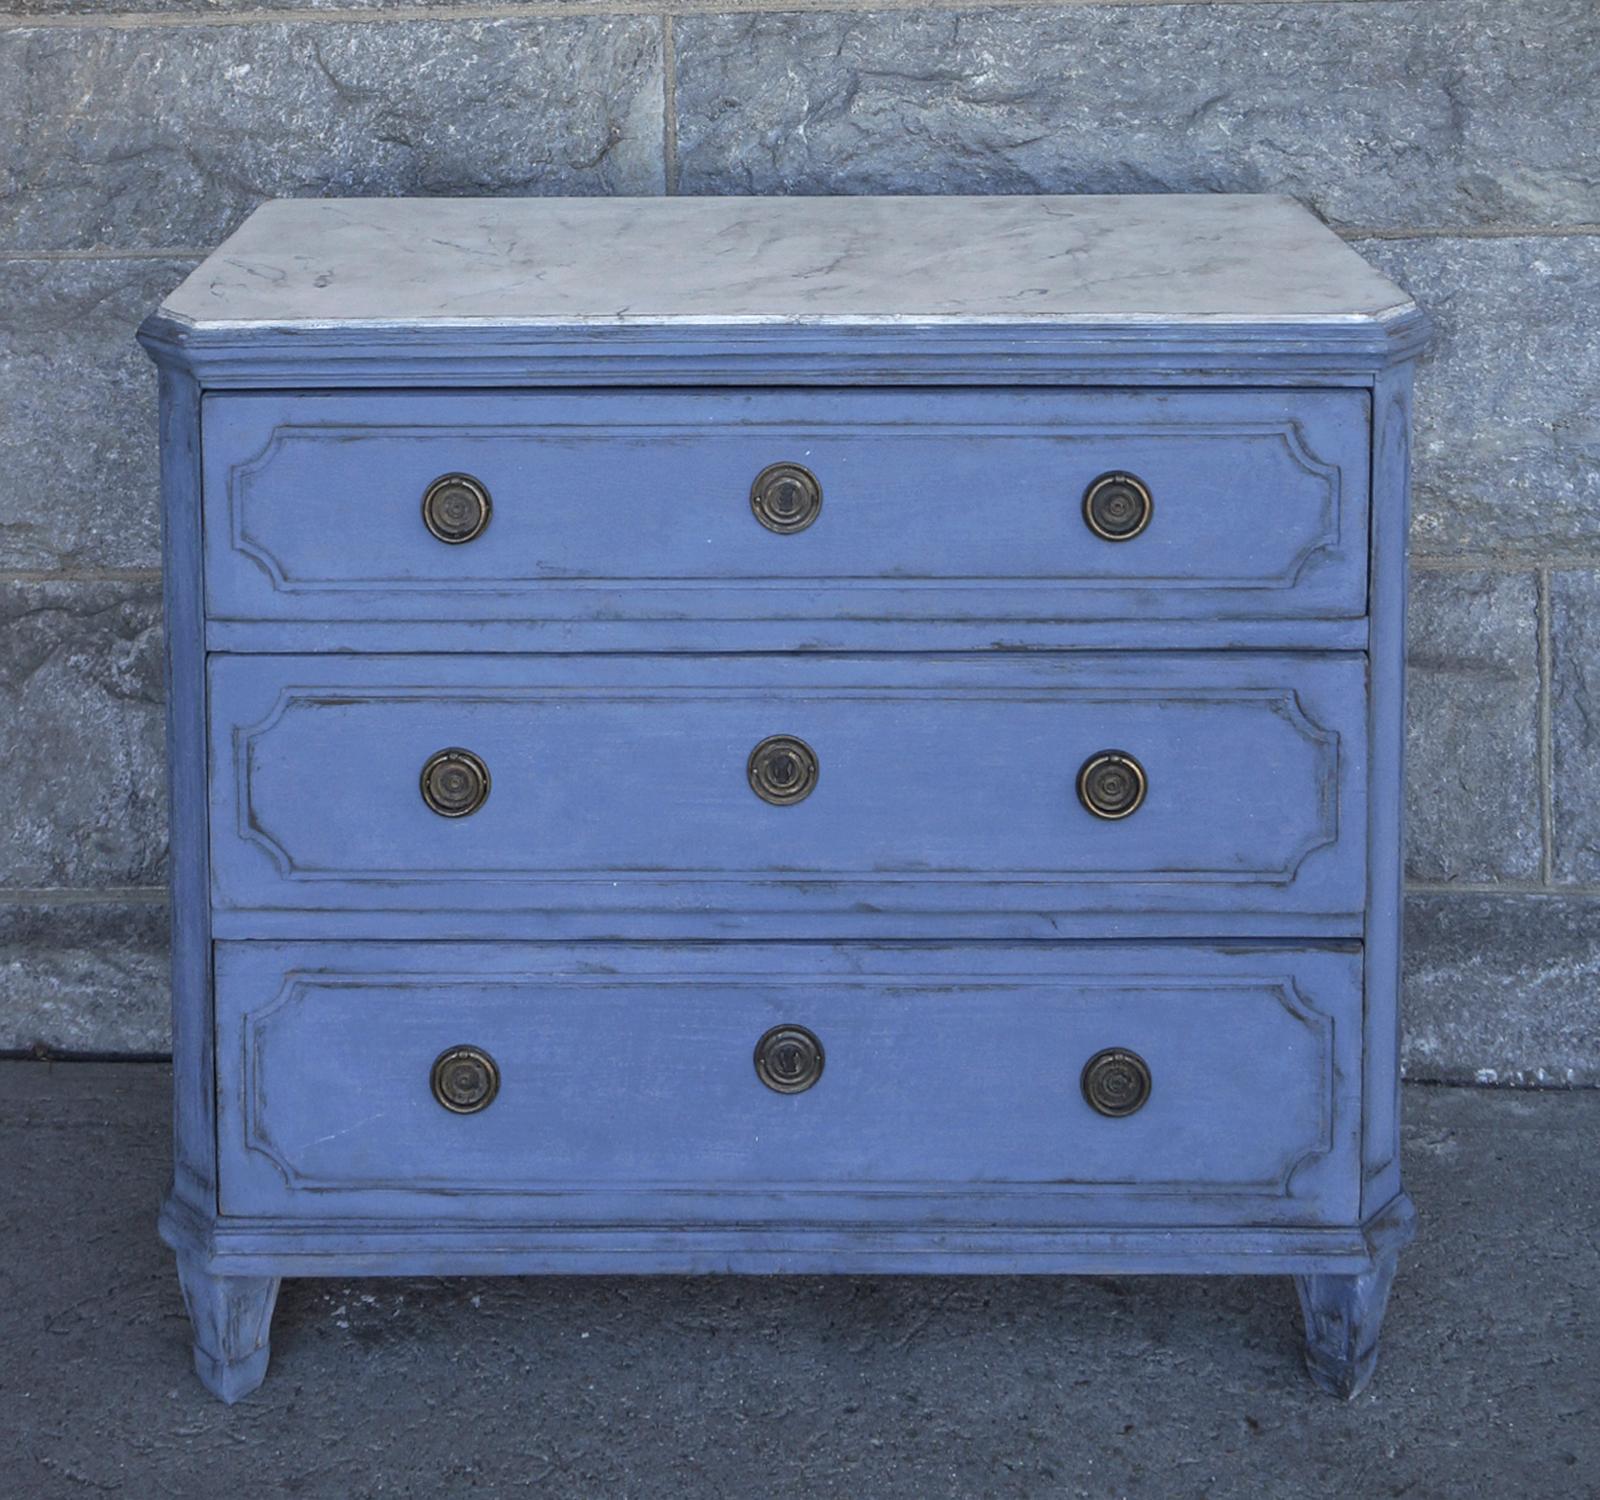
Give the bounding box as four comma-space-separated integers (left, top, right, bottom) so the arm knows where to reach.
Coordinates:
2, 1064, 1596, 1499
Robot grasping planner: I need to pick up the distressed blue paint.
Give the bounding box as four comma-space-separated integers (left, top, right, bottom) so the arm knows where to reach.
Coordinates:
203, 615, 1371, 655
205, 651, 1368, 928
1361, 361, 1415, 1219
203, 388, 1371, 635
174, 1252, 279, 1407
1295, 1191, 1416, 1400
155, 1185, 1396, 1280
137, 309, 1429, 391
137, 195, 1425, 1404
212, 941, 1362, 1226
154, 364, 218, 1223
204, 907, 1369, 943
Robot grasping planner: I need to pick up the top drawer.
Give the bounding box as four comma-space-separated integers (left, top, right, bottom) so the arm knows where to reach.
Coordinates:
201, 389, 1370, 639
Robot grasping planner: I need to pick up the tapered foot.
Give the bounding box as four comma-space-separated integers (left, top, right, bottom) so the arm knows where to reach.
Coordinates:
1295, 1192, 1415, 1399
1295, 1263, 1395, 1398
175, 1251, 281, 1403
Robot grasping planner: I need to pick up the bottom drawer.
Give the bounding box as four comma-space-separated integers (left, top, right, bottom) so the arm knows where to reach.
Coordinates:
215, 942, 1363, 1227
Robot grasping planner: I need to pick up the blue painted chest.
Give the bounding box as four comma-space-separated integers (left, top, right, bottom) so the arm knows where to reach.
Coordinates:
140, 193, 1426, 1402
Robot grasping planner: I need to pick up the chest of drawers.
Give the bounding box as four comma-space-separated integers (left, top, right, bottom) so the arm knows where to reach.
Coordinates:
140, 193, 1425, 1403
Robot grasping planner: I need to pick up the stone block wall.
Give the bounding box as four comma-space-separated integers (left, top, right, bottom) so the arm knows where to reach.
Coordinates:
1, 0, 1594, 1080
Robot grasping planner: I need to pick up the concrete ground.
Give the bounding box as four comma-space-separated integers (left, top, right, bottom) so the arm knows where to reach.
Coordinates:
1, 1066, 1595, 1500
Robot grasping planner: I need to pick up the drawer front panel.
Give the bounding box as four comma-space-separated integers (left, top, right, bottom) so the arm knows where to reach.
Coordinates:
202, 388, 1370, 630
207, 653, 1367, 926
214, 942, 1362, 1225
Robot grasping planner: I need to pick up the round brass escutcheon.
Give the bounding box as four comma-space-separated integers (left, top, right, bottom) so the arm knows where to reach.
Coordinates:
755, 1024, 825, 1094
431, 1045, 500, 1114
420, 747, 491, 818
1081, 1048, 1152, 1118
1082, 472, 1153, 542
748, 735, 819, 806
422, 473, 492, 544
750, 462, 823, 534
1077, 750, 1147, 821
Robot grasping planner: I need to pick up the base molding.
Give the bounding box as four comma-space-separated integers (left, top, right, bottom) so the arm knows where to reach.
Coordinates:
162, 1191, 1412, 1280
163, 1189, 1413, 1401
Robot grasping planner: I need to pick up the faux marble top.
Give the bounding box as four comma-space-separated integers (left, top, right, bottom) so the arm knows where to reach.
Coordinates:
159, 194, 1414, 331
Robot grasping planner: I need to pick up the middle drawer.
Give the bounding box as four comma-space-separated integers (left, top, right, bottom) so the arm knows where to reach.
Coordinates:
209, 653, 1366, 935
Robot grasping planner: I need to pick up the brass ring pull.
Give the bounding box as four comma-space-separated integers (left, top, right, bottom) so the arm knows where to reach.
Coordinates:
1077, 750, 1146, 820
431, 1045, 500, 1114
755, 1025, 825, 1094
751, 462, 822, 533
1081, 1048, 1152, 1117
1082, 472, 1153, 542
420, 748, 491, 818
422, 473, 492, 544
748, 735, 819, 806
